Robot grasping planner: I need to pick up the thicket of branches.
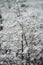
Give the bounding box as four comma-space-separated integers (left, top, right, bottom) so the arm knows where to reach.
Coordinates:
0, 0, 43, 65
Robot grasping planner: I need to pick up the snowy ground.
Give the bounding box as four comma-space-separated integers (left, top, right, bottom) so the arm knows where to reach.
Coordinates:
0, 0, 43, 65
